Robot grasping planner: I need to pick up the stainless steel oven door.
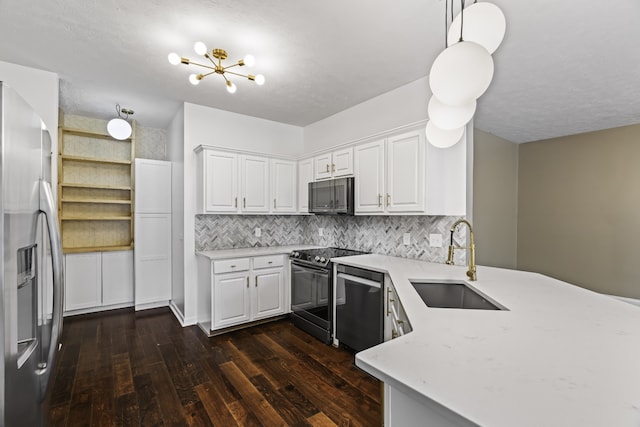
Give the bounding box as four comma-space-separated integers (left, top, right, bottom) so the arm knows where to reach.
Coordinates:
290, 261, 331, 328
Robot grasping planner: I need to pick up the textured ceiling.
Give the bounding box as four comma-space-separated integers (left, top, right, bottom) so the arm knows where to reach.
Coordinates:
0, 0, 639, 143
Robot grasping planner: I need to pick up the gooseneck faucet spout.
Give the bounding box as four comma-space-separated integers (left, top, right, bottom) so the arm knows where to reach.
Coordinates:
446, 219, 477, 281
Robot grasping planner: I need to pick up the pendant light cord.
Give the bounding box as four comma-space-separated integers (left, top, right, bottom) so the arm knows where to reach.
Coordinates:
459, 0, 466, 42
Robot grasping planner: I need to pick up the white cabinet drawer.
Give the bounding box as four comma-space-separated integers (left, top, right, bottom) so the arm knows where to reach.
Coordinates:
213, 258, 251, 274
253, 255, 284, 269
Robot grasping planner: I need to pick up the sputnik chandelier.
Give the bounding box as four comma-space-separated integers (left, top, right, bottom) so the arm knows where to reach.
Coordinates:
168, 42, 265, 94
427, 0, 506, 148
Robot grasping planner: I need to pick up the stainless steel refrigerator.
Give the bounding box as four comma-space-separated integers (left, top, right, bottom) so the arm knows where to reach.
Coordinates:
0, 82, 64, 426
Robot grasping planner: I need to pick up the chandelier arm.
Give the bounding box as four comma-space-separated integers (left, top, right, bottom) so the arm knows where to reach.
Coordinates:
223, 62, 243, 70
185, 60, 217, 71
223, 70, 251, 79
199, 70, 216, 79
204, 53, 217, 67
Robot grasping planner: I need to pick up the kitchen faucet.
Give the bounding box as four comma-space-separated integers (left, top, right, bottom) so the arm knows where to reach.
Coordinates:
446, 219, 477, 281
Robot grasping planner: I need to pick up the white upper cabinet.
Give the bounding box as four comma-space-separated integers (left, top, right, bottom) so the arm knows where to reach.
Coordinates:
387, 131, 424, 212
314, 147, 353, 180
271, 159, 297, 213
354, 130, 425, 214
426, 132, 466, 215
354, 140, 385, 213
241, 155, 270, 212
197, 149, 239, 213
297, 158, 314, 213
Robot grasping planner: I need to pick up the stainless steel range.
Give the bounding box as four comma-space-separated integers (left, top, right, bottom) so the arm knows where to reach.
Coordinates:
289, 247, 367, 343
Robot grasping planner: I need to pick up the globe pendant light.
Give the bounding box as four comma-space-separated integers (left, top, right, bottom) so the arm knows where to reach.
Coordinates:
429, 40, 494, 106
107, 104, 133, 140
447, 2, 506, 55
426, 121, 465, 149
428, 96, 476, 130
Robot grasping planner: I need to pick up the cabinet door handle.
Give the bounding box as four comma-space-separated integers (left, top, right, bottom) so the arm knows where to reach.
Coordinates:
234, 197, 238, 208
274, 198, 276, 209
378, 194, 382, 207
386, 193, 391, 207
243, 197, 246, 208
255, 276, 258, 287
331, 163, 335, 172
325, 164, 329, 173
386, 288, 393, 316
246, 276, 249, 288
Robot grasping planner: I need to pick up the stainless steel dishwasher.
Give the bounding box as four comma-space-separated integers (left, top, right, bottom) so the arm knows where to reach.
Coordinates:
335, 264, 384, 352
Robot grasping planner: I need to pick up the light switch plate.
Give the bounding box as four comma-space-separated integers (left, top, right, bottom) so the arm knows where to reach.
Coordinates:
319, 227, 324, 237
430, 233, 443, 248
403, 233, 411, 246
254, 227, 261, 237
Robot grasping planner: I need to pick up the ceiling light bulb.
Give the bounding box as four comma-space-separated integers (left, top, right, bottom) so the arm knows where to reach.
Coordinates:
428, 96, 476, 130
429, 41, 494, 106
226, 81, 237, 93
243, 54, 255, 67
189, 74, 200, 85
107, 118, 132, 140
447, 2, 506, 55
254, 74, 265, 85
168, 52, 181, 65
194, 41, 207, 56
426, 121, 464, 148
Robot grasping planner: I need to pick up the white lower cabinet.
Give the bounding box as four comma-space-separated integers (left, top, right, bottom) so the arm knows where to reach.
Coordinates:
203, 254, 287, 331
64, 251, 134, 313
134, 213, 172, 308
383, 276, 411, 341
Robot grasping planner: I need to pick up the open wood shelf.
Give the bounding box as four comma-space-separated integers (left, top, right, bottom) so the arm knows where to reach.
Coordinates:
61, 127, 133, 142
58, 116, 136, 253
62, 155, 132, 165
63, 244, 134, 254
61, 198, 132, 205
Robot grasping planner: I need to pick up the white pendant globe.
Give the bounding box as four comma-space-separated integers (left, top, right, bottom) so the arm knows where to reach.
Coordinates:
429, 41, 494, 106
447, 2, 506, 55
428, 96, 476, 130
426, 121, 464, 149
107, 118, 132, 140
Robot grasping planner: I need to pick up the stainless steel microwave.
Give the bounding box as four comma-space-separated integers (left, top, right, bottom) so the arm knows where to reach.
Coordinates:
308, 177, 354, 215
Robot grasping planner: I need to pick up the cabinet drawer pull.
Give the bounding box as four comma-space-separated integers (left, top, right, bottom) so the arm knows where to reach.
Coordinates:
386, 288, 393, 316
230, 265, 236, 268
386, 193, 390, 207
378, 194, 382, 207
268, 261, 272, 264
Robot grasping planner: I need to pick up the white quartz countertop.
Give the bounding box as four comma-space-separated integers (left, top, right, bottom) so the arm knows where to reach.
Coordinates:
333, 254, 640, 427
196, 244, 321, 260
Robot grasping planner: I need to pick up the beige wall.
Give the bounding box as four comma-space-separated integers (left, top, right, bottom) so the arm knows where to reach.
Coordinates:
473, 130, 519, 269
517, 123, 640, 298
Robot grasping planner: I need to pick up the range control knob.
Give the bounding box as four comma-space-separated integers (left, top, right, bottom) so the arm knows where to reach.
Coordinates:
320, 257, 326, 263
315, 256, 321, 261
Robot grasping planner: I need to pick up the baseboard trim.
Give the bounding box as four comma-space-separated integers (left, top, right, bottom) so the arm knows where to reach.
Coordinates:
64, 302, 133, 317
169, 301, 186, 326
135, 300, 170, 312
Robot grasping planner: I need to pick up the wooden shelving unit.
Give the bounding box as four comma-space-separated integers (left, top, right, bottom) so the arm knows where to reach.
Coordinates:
58, 118, 136, 253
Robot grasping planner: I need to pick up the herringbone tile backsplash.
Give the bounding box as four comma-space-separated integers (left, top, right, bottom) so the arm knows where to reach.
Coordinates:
196, 214, 466, 263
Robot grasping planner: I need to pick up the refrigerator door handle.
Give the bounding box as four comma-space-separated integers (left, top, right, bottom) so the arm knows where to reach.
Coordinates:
36, 179, 64, 400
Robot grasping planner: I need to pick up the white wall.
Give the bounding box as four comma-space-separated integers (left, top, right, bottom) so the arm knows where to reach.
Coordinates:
179, 103, 304, 324
167, 106, 185, 317
0, 61, 59, 197
184, 103, 304, 157
303, 76, 430, 154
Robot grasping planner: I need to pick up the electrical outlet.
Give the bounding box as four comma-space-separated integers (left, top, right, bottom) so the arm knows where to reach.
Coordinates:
319, 227, 324, 237
429, 233, 443, 248
403, 233, 411, 246
254, 227, 261, 237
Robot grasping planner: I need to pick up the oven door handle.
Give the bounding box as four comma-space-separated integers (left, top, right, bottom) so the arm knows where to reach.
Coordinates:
291, 260, 330, 274
337, 273, 381, 289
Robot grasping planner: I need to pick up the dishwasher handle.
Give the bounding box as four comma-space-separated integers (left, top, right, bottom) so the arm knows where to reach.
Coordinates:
337, 272, 381, 289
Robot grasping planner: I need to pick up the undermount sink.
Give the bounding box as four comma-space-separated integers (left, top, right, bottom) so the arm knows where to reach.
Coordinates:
410, 281, 506, 310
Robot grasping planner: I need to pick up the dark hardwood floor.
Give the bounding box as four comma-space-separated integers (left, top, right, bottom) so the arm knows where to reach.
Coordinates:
44, 308, 382, 426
